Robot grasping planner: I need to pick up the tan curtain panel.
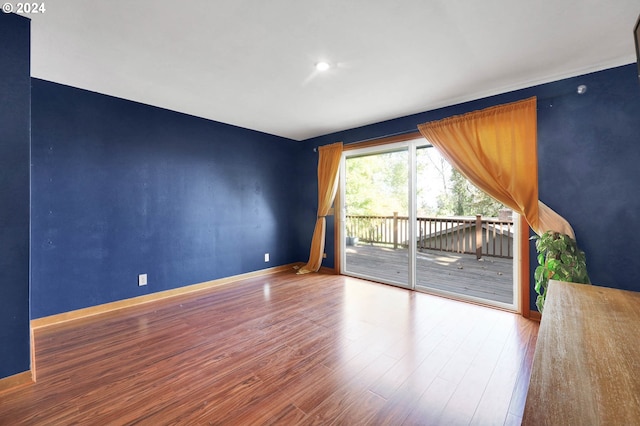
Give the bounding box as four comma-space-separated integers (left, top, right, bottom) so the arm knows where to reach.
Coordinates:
297, 142, 343, 274
418, 97, 573, 238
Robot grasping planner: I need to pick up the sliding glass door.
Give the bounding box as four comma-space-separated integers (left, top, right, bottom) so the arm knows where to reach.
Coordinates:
342, 145, 410, 288
341, 138, 517, 311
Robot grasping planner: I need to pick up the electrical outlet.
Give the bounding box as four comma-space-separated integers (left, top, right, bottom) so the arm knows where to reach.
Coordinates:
264, 253, 270, 262
138, 273, 147, 286
323, 253, 327, 258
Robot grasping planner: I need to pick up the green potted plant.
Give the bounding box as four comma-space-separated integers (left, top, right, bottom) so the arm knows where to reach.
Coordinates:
531, 231, 590, 313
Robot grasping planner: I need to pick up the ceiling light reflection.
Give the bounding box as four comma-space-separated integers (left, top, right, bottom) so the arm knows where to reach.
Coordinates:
315, 62, 331, 71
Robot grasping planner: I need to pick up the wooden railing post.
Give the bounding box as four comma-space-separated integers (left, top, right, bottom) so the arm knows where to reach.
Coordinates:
475, 214, 482, 259
393, 212, 398, 249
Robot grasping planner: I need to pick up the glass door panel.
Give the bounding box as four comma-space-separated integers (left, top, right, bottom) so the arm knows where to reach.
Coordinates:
343, 148, 410, 288
414, 145, 516, 309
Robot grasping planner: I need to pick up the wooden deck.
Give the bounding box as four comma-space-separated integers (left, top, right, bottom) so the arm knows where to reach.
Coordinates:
345, 244, 514, 305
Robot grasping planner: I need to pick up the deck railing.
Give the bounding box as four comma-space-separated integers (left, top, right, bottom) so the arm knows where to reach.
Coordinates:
346, 213, 514, 259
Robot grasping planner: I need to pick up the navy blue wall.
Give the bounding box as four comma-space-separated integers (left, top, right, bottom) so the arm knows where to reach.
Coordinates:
31, 80, 303, 319
0, 13, 31, 379
537, 65, 640, 292
301, 64, 640, 311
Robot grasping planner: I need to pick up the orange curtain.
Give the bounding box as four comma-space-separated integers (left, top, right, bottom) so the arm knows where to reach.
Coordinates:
418, 97, 573, 237
297, 142, 343, 274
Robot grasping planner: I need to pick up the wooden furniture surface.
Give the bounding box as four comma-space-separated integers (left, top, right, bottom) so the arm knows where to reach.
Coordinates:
523, 280, 640, 425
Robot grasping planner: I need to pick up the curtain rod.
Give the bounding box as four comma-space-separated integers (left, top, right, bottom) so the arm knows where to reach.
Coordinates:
312, 129, 420, 151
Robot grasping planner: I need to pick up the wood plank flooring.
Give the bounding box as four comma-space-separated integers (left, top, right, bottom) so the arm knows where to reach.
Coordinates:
346, 245, 514, 304
0, 271, 538, 425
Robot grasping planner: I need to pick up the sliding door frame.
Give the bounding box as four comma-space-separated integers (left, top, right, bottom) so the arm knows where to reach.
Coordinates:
335, 132, 531, 316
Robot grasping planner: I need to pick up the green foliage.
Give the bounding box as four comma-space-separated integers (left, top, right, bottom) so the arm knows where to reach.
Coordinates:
437, 169, 504, 217
345, 151, 408, 216
346, 148, 504, 219
531, 231, 590, 312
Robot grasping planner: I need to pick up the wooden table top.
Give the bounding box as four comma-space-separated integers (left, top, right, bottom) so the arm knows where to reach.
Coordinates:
523, 280, 640, 425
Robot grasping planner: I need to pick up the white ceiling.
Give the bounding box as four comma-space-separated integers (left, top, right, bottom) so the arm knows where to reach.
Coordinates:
22, 0, 639, 141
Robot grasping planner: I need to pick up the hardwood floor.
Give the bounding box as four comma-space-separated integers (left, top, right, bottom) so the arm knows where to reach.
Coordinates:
0, 271, 538, 425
